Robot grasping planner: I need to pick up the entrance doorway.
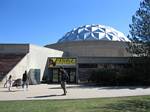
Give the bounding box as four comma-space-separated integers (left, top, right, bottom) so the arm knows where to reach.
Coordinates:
50, 68, 76, 83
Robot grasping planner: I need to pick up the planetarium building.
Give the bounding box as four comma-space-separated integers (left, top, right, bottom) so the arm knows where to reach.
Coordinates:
0, 24, 131, 84
45, 24, 131, 83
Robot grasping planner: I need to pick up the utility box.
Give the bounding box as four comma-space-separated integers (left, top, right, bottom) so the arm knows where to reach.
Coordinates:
29, 69, 40, 85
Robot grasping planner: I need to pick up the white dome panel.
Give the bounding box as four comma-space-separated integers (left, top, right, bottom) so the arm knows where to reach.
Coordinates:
58, 24, 130, 43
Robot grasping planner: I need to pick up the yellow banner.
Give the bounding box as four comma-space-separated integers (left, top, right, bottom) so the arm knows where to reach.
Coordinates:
49, 58, 76, 67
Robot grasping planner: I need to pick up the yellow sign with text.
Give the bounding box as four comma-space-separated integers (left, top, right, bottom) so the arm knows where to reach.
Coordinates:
49, 58, 76, 67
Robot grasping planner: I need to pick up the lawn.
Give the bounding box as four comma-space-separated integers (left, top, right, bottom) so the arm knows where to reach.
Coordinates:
0, 95, 150, 112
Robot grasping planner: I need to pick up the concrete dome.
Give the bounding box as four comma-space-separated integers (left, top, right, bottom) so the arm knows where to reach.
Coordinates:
58, 24, 130, 43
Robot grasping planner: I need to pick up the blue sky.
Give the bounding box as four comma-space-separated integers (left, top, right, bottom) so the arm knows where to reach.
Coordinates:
0, 0, 140, 46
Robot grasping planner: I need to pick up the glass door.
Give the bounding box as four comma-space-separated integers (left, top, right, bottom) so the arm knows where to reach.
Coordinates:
66, 68, 76, 83
51, 68, 76, 83
52, 68, 60, 83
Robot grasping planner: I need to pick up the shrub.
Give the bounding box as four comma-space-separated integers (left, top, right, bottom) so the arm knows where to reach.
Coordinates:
89, 59, 150, 86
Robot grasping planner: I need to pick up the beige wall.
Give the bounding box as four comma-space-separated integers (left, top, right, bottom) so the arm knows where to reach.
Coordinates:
4, 54, 29, 83
28, 44, 63, 80
1, 44, 64, 84
46, 40, 131, 57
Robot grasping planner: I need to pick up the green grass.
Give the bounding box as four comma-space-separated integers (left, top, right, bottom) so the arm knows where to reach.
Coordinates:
1, 95, 150, 112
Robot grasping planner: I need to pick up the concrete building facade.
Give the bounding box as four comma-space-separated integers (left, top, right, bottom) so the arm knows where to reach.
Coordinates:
45, 40, 131, 83
0, 44, 63, 84
0, 24, 132, 84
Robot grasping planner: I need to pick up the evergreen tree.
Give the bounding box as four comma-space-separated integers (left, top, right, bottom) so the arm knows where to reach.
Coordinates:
129, 0, 150, 56
128, 0, 150, 85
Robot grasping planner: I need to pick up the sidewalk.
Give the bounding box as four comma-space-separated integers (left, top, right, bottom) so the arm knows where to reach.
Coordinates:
0, 84, 150, 101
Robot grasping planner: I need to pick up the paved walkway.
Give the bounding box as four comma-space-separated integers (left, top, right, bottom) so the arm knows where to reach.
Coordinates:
0, 84, 150, 101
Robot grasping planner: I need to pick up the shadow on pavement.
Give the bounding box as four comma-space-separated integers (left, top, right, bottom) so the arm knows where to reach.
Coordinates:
0, 89, 24, 92
49, 84, 150, 90
98, 86, 150, 90
27, 94, 65, 99
49, 84, 98, 89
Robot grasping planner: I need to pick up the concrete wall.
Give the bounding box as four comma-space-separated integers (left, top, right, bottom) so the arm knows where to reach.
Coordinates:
78, 57, 130, 64
28, 44, 63, 80
1, 44, 64, 84
3, 54, 29, 83
46, 40, 131, 57
0, 44, 29, 54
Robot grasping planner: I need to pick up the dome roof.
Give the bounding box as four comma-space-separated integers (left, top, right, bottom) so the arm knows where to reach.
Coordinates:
58, 24, 130, 43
